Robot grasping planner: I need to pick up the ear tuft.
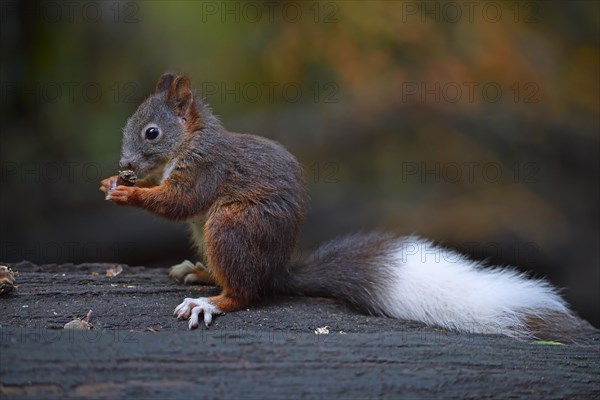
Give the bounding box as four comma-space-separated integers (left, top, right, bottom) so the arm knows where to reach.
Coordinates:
169, 76, 194, 117
155, 73, 175, 93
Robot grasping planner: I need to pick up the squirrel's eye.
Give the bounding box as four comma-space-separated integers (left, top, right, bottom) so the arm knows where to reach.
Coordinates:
145, 127, 160, 140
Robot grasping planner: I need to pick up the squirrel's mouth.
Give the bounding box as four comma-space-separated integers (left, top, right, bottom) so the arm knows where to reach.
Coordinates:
121, 159, 167, 179
124, 162, 148, 176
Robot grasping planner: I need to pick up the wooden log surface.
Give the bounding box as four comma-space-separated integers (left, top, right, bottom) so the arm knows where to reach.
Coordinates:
1, 261, 598, 399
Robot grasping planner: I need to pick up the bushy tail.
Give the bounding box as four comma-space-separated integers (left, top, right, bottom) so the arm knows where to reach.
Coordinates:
280, 232, 595, 343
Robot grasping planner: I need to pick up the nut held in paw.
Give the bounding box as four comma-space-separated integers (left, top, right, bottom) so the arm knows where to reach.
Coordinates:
117, 170, 137, 186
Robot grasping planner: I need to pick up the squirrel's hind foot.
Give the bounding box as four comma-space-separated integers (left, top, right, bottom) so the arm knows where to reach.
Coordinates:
174, 297, 221, 329
169, 260, 215, 285
173, 294, 249, 329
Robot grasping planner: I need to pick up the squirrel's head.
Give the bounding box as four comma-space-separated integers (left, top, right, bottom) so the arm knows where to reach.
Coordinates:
119, 73, 199, 175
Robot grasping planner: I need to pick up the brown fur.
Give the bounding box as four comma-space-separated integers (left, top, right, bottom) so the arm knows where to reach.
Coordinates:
524, 312, 598, 345
102, 73, 306, 315
208, 293, 249, 314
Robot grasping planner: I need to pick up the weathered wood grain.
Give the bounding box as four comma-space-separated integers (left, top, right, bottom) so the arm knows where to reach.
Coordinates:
1, 262, 598, 399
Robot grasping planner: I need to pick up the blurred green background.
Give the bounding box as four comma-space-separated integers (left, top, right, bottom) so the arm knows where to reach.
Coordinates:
1, 1, 598, 326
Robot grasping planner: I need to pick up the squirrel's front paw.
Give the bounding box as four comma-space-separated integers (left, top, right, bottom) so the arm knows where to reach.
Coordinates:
106, 185, 138, 206
99, 175, 118, 195
174, 297, 221, 329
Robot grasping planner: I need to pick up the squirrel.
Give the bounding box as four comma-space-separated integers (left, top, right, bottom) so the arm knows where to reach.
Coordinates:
100, 73, 595, 342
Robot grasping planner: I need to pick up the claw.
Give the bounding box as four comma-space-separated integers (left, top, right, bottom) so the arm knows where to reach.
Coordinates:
173, 297, 192, 318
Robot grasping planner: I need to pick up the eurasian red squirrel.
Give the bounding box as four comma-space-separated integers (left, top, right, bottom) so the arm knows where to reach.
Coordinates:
100, 73, 594, 342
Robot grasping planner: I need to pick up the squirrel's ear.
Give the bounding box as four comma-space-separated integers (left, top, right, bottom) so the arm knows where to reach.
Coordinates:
155, 73, 175, 93
168, 76, 194, 118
